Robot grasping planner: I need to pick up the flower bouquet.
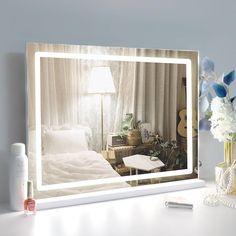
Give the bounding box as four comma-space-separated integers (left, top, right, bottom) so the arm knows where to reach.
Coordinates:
199, 57, 236, 194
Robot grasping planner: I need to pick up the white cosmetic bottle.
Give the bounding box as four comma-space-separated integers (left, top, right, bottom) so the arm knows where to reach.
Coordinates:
9, 143, 28, 211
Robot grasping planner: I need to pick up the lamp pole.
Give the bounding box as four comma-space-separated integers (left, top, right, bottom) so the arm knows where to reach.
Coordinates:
87, 66, 115, 152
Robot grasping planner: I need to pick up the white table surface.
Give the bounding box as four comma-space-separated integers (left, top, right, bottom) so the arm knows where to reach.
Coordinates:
0, 182, 235, 236
123, 154, 165, 171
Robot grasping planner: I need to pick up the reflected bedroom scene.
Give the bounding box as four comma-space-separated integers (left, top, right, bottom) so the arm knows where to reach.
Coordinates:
26, 43, 198, 199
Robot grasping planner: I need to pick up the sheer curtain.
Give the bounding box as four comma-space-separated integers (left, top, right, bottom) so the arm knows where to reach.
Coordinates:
39, 47, 138, 151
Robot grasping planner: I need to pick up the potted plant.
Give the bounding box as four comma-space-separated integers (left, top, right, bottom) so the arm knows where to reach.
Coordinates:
127, 120, 142, 146
149, 135, 184, 170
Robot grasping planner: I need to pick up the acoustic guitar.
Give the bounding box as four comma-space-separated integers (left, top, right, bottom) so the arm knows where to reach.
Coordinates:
177, 77, 198, 138
177, 109, 198, 138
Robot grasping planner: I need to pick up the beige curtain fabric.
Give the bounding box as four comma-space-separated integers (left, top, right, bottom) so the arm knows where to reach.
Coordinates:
134, 51, 186, 141
112, 49, 186, 141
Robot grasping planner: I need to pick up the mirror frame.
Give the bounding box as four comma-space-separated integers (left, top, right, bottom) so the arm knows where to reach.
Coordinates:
26, 42, 204, 209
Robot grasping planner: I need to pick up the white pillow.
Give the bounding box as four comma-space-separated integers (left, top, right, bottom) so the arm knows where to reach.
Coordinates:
42, 124, 93, 150
43, 129, 88, 154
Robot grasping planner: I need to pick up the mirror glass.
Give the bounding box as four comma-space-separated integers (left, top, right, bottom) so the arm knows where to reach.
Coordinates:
26, 43, 198, 199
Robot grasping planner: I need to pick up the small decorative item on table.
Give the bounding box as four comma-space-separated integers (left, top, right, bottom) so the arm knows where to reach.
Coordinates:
24, 180, 36, 215
120, 113, 142, 146
199, 57, 236, 195
107, 133, 127, 147
126, 120, 142, 146
127, 129, 142, 146
139, 123, 154, 144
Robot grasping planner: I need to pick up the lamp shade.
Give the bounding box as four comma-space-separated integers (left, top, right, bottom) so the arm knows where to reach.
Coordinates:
88, 66, 116, 94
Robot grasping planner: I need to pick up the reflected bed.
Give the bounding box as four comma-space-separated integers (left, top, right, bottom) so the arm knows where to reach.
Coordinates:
29, 151, 130, 198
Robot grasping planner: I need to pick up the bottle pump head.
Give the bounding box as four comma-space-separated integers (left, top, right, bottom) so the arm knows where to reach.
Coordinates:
11, 143, 25, 156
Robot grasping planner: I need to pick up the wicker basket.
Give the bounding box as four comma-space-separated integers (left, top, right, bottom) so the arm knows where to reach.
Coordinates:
127, 129, 142, 146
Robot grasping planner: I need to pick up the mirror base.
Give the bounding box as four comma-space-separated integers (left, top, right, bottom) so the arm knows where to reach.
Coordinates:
37, 179, 205, 210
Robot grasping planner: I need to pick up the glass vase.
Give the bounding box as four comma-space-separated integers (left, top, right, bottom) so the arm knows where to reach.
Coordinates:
224, 141, 234, 165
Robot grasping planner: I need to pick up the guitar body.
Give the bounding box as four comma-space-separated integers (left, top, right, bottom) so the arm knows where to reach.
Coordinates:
177, 109, 197, 138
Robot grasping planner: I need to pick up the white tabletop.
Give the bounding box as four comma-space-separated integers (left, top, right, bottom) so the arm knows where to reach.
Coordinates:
0, 183, 235, 236
123, 154, 165, 171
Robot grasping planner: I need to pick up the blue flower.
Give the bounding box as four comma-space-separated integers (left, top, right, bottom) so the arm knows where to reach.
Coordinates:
200, 57, 214, 75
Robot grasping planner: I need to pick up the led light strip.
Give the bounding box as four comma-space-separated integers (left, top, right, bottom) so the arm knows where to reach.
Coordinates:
35, 52, 193, 191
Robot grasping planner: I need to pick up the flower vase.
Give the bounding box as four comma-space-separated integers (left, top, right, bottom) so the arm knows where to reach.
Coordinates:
224, 141, 234, 165
215, 141, 236, 194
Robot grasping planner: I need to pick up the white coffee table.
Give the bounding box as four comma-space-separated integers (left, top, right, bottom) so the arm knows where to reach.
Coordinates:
123, 154, 165, 185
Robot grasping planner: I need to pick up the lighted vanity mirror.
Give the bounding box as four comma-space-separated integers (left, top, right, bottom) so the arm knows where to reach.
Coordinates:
26, 42, 201, 207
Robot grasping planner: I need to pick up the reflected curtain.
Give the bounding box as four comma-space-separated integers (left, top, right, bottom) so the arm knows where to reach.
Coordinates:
31, 45, 186, 151
112, 49, 186, 141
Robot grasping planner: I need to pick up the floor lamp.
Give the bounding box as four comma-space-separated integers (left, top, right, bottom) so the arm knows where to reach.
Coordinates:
88, 66, 116, 150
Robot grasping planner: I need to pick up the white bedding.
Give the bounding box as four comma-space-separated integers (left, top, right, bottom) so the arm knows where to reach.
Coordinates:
29, 151, 130, 199
42, 151, 124, 184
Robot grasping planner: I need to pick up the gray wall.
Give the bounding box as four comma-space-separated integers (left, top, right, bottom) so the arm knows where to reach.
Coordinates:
0, 0, 235, 203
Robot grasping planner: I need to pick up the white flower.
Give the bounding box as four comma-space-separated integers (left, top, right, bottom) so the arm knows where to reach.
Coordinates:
210, 97, 236, 142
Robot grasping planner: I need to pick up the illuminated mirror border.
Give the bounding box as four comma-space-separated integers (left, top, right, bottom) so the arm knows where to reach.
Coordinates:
34, 51, 193, 192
